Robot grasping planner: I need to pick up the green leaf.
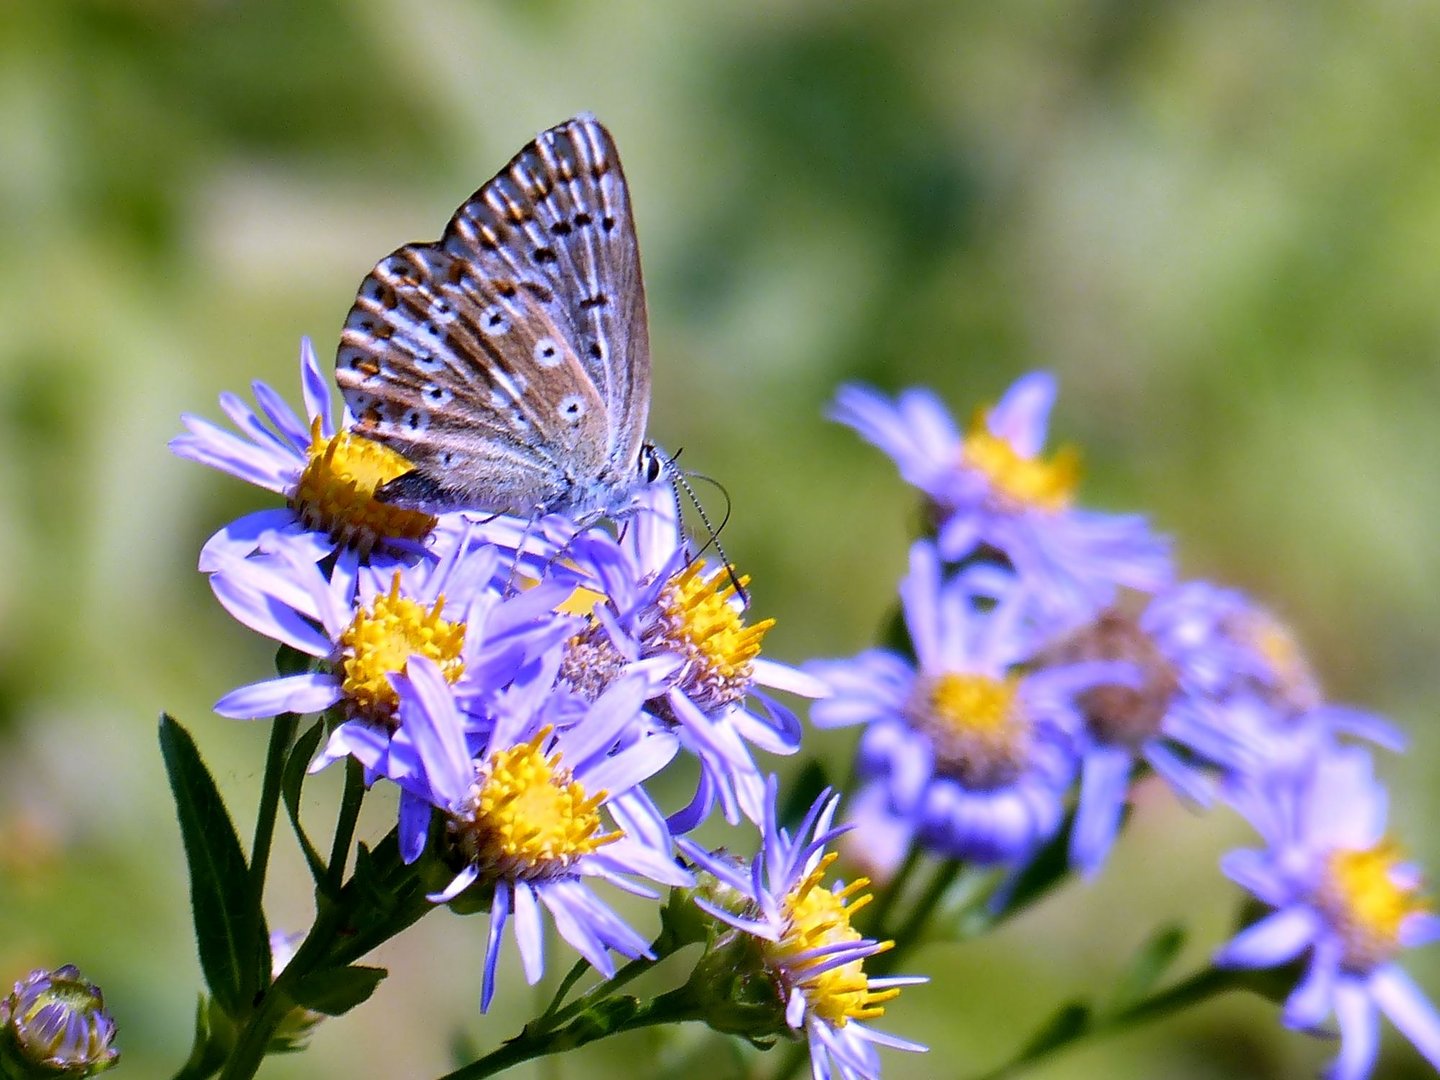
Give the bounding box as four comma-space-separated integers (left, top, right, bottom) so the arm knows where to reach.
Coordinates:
289, 965, 387, 1016
159, 714, 268, 1017
274, 643, 311, 677
1014, 1001, 1091, 1065
281, 721, 327, 884
1108, 924, 1187, 1013
169, 995, 233, 1080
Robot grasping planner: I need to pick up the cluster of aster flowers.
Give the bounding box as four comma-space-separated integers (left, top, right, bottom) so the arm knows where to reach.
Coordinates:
816, 372, 1440, 1078
170, 340, 923, 1079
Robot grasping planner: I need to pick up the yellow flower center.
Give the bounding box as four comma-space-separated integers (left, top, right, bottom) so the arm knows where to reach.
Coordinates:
769, 852, 900, 1027
290, 417, 437, 557
454, 728, 621, 880
908, 673, 1031, 789
337, 572, 465, 728
960, 408, 1079, 512
656, 561, 773, 710
1317, 839, 1430, 971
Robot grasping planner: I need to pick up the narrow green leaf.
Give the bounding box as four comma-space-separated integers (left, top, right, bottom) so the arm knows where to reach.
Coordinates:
1108, 924, 1187, 1013
1014, 1001, 1091, 1064
280, 721, 327, 884
168, 995, 232, 1080
289, 964, 387, 1016
159, 714, 266, 1018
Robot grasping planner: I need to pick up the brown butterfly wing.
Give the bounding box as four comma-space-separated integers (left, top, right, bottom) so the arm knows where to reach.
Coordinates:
334, 115, 650, 515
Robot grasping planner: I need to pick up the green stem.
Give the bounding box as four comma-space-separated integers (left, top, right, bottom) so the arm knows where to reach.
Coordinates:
327, 756, 366, 890
247, 715, 296, 927
541, 954, 658, 1031
439, 985, 707, 1080
860, 843, 923, 941
217, 898, 346, 1080
539, 957, 592, 1022
964, 966, 1244, 1080
873, 857, 962, 976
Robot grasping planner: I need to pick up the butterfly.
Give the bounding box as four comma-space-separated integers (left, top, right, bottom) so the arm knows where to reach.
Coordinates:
334, 114, 660, 518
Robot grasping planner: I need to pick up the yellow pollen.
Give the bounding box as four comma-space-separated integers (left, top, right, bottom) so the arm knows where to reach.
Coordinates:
960, 408, 1079, 512
909, 673, 1030, 788
337, 572, 465, 727
1318, 839, 1430, 971
290, 418, 437, 556
768, 852, 899, 1027
457, 727, 621, 879
659, 561, 772, 707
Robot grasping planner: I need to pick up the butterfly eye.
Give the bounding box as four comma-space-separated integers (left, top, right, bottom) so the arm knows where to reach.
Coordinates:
638, 446, 665, 484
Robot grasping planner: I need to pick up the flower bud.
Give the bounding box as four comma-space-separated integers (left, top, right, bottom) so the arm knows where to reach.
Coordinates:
0, 966, 119, 1077
267, 932, 323, 1052
685, 931, 788, 1041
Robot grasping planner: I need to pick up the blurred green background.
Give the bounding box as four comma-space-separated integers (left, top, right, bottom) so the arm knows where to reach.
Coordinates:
2, 1, 1439, 1077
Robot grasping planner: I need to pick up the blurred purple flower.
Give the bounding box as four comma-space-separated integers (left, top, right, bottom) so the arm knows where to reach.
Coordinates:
810, 542, 1126, 864
832, 373, 1171, 620
1216, 747, 1440, 1080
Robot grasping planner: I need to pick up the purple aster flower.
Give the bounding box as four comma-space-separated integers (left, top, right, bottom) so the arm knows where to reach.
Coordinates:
679, 782, 925, 1080
207, 525, 576, 789
390, 655, 692, 1011
837, 783, 918, 887
1143, 582, 1404, 781
831, 373, 1172, 621
0, 965, 119, 1077
1216, 746, 1440, 1079
810, 541, 1126, 865
554, 484, 826, 828
1035, 602, 1247, 878
170, 337, 454, 566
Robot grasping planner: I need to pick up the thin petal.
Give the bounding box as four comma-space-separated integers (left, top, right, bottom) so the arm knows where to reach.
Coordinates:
215, 673, 339, 720
1070, 746, 1132, 879
1326, 979, 1379, 1080
1371, 965, 1440, 1070
480, 881, 511, 1012
1215, 907, 1318, 969
298, 337, 334, 438
512, 883, 546, 986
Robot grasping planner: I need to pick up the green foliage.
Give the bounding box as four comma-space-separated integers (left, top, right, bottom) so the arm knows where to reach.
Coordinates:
158, 715, 270, 1020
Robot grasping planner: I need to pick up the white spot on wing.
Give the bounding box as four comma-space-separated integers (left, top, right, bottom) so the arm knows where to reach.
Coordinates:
557, 395, 587, 424
534, 338, 562, 367
481, 306, 509, 335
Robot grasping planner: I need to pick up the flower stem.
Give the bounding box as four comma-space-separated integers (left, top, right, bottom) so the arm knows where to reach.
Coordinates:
861, 842, 923, 941
540, 955, 657, 1031
327, 756, 366, 890
965, 966, 1247, 1080
250, 714, 297, 899
439, 984, 706, 1080
873, 856, 962, 975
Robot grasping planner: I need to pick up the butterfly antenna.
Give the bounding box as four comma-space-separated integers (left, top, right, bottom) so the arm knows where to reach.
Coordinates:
664, 461, 747, 607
